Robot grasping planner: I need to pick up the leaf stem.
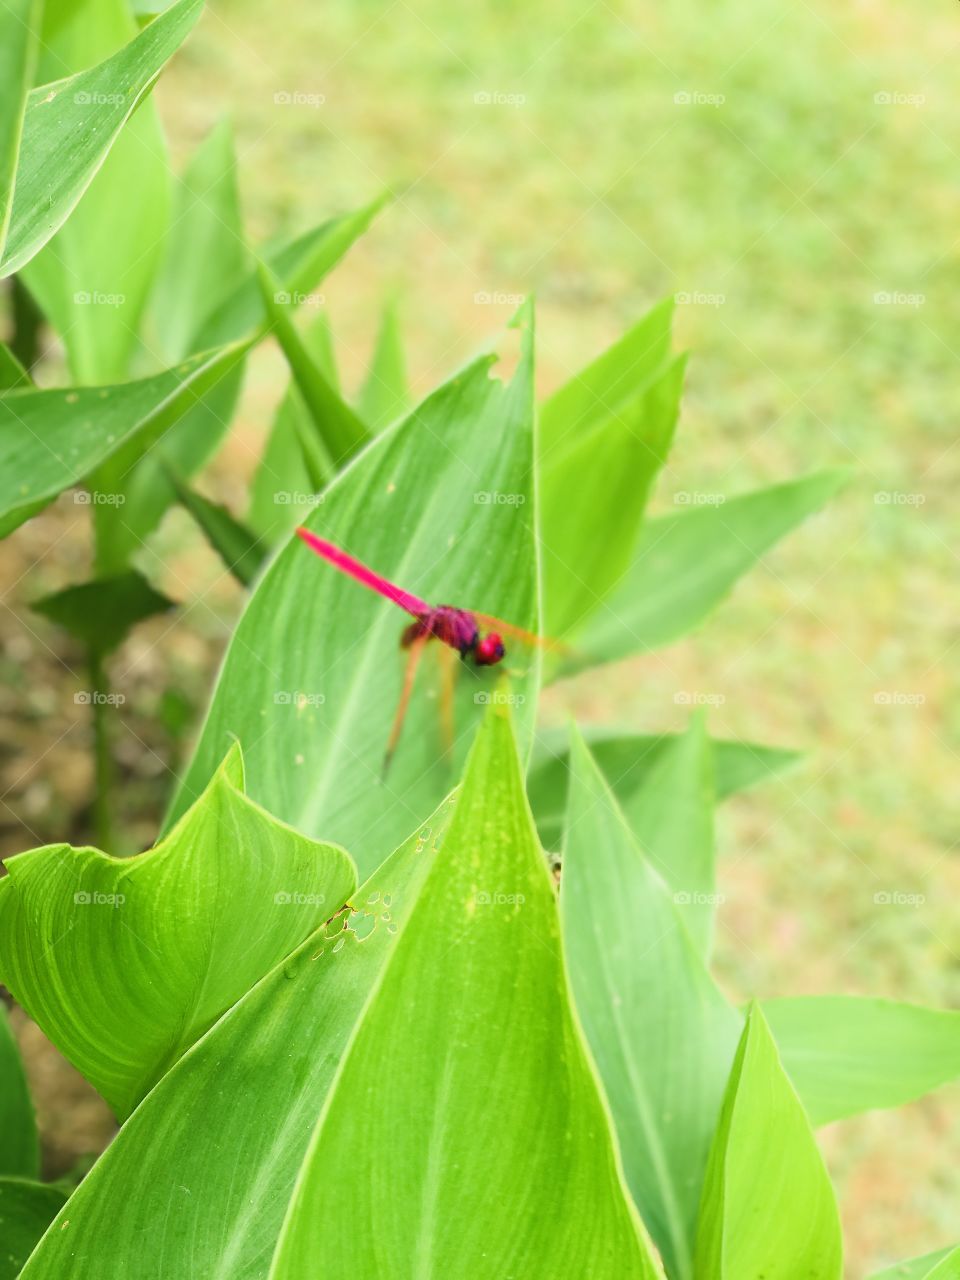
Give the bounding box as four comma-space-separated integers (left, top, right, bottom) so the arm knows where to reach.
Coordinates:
88, 648, 114, 853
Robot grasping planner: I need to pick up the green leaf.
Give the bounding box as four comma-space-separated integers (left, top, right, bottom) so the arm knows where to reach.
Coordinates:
17, 796, 458, 1278
541, 353, 685, 637
0, 1180, 67, 1280
561, 728, 741, 1280
0, 744, 356, 1119
169, 476, 266, 587
193, 194, 388, 350
145, 118, 247, 364
0, 1004, 38, 1178
694, 1004, 843, 1280
764, 996, 960, 1126
94, 363, 246, 573
528, 726, 799, 853
0, 341, 31, 390
31, 570, 174, 657
357, 298, 410, 431
18, 717, 661, 1278
257, 261, 370, 469
0, 340, 247, 538
622, 713, 717, 958
871, 1247, 960, 1280
165, 314, 539, 879
271, 707, 660, 1278
540, 297, 675, 444
571, 469, 850, 668
3, 0, 200, 278
247, 313, 336, 544
0, 0, 40, 262
22, 0, 173, 383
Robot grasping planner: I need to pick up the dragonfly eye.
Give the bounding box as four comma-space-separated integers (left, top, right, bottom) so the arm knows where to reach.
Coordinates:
474, 632, 505, 666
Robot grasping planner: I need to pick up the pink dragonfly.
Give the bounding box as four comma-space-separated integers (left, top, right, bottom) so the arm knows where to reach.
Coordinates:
296, 528, 546, 771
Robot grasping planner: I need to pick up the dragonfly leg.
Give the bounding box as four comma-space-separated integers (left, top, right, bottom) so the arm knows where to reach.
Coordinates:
383, 633, 430, 778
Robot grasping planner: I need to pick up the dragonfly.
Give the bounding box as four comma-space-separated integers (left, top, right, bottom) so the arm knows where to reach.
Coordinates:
296, 527, 545, 772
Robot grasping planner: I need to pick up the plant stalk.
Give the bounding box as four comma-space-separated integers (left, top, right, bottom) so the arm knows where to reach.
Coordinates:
88, 649, 115, 853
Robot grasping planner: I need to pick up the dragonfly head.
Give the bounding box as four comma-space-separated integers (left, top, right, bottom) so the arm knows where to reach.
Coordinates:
473, 631, 505, 666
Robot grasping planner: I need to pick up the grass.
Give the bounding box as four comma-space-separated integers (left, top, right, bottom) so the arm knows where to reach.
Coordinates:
3, 0, 958, 1272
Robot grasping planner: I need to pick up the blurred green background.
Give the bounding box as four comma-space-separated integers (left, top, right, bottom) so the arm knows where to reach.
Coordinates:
3, 0, 959, 1272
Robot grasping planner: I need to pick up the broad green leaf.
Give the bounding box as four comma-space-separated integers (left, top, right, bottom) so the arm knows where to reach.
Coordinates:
528, 726, 799, 853
193, 194, 388, 350
561, 728, 740, 1280
31, 570, 174, 657
357, 298, 410, 431
22, 0, 173, 382
99, 121, 249, 562
871, 1248, 960, 1280
0, 744, 356, 1119
165, 312, 539, 878
0, 1181, 67, 1280
624, 713, 716, 958
541, 354, 685, 637
0, 342, 31, 390
4, 0, 203, 338
258, 262, 370, 469
94, 363, 246, 572
0, 340, 247, 538
694, 1004, 843, 1280
572, 469, 849, 668
0, 0, 40, 261
146, 118, 247, 364
169, 476, 266, 587
271, 707, 660, 1278
0, 1005, 38, 1178
247, 313, 336, 543
540, 297, 675, 446
18, 796, 457, 1279
764, 996, 960, 1126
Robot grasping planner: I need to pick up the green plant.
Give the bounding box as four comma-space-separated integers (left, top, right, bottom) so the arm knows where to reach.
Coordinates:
1, 2, 958, 1278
